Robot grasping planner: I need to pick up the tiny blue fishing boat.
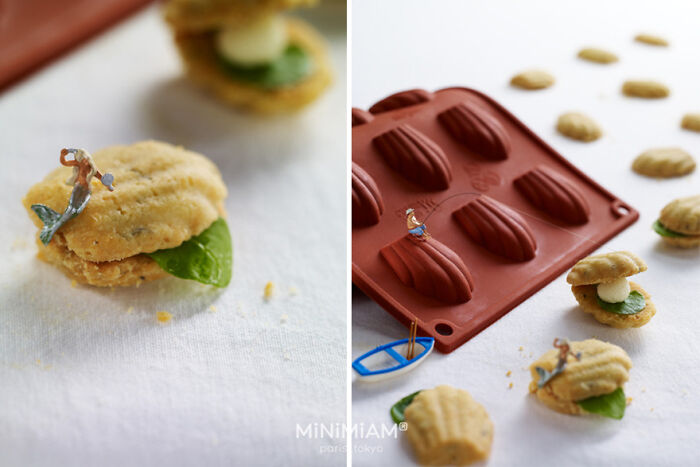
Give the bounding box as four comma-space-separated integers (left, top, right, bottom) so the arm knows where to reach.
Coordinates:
352, 337, 434, 382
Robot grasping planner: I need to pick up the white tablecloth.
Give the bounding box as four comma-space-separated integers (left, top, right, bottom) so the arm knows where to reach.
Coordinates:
352, 0, 700, 465
0, 4, 347, 466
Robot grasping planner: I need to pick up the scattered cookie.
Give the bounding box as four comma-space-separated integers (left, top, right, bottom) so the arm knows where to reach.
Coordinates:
577, 47, 618, 64
567, 251, 655, 328
556, 112, 602, 142
681, 113, 700, 132
632, 147, 696, 178
163, 0, 332, 113
654, 195, 700, 248
635, 33, 669, 46
622, 80, 669, 98
23, 141, 231, 287
510, 70, 555, 90
403, 385, 493, 466
529, 339, 632, 418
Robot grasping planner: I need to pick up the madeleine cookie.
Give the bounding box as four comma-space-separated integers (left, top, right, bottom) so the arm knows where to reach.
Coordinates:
577, 47, 618, 64
404, 385, 493, 466
529, 339, 632, 417
556, 112, 602, 142
173, 17, 332, 113
567, 251, 655, 328
622, 80, 669, 98
632, 147, 696, 178
164, 0, 317, 31
654, 195, 700, 247
23, 141, 230, 287
681, 113, 700, 133
510, 70, 555, 90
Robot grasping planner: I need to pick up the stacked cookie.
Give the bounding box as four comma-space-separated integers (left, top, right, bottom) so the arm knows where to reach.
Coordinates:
163, 0, 332, 113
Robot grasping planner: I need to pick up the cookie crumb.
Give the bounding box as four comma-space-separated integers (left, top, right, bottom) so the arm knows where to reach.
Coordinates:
518, 346, 524, 351
156, 311, 172, 323
506, 371, 512, 377
288, 286, 299, 296
264, 282, 275, 301
209, 305, 218, 313
508, 382, 513, 389
126, 306, 134, 314
626, 397, 633, 405
283, 352, 291, 361
280, 313, 288, 324
70, 280, 77, 288
650, 407, 654, 412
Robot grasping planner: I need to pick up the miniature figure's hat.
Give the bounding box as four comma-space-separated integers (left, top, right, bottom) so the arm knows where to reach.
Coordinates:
566, 251, 647, 286
405, 208, 415, 215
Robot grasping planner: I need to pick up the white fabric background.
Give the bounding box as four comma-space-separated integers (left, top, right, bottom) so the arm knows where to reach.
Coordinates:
0, 4, 347, 467
352, 1, 700, 465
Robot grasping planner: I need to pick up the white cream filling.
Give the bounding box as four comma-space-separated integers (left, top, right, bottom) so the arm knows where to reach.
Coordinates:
215, 15, 287, 66
596, 278, 630, 303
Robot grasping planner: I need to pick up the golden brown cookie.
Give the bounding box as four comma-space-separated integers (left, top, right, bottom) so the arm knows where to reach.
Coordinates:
173, 17, 332, 113
659, 195, 700, 236
405, 385, 493, 466
577, 47, 618, 64
36, 237, 168, 287
681, 113, 700, 132
634, 33, 668, 46
163, 0, 317, 31
23, 141, 227, 287
529, 339, 632, 415
632, 147, 696, 178
510, 70, 555, 90
622, 80, 669, 98
572, 281, 656, 328
556, 112, 602, 142
24, 141, 226, 263
567, 251, 647, 286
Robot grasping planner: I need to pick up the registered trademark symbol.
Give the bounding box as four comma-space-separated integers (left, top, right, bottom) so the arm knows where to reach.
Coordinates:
399, 422, 408, 431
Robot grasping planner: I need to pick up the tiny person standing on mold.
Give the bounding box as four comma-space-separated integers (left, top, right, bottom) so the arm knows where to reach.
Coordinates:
406, 208, 431, 241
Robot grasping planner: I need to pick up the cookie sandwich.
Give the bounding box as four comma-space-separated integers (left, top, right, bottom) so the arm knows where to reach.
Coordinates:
390, 385, 493, 466
653, 195, 700, 248
530, 339, 632, 419
23, 141, 231, 288
163, 0, 332, 113
567, 251, 655, 328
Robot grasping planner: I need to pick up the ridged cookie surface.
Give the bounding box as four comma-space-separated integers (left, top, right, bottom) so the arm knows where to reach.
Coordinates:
659, 195, 700, 235
405, 385, 493, 466
529, 339, 632, 415
163, 0, 317, 31
632, 147, 695, 178
681, 113, 700, 132
566, 251, 647, 285
37, 238, 167, 287
577, 47, 618, 64
622, 80, 669, 98
23, 141, 227, 262
174, 18, 332, 113
572, 281, 656, 328
510, 70, 555, 90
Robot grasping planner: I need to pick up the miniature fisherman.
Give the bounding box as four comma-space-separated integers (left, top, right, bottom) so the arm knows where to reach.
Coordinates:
31, 148, 115, 245
536, 338, 582, 388
406, 208, 431, 241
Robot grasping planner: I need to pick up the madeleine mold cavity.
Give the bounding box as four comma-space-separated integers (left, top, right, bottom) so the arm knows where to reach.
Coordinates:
372, 124, 452, 190
352, 87, 638, 353
514, 166, 590, 225
438, 101, 512, 160
380, 236, 474, 305
453, 195, 537, 261
352, 162, 384, 227
369, 89, 434, 114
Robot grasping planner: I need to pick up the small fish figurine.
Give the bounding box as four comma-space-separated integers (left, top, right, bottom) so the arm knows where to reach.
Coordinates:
535, 338, 582, 388
406, 208, 431, 241
31, 148, 115, 245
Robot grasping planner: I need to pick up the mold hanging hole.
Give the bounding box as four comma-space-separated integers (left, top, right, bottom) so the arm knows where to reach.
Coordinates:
611, 200, 631, 218
435, 323, 454, 336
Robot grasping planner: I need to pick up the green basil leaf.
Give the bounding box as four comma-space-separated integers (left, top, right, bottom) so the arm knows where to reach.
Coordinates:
597, 290, 645, 315
576, 387, 626, 420
390, 391, 421, 424
148, 218, 232, 288
217, 44, 312, 88
652, 220, 687, 238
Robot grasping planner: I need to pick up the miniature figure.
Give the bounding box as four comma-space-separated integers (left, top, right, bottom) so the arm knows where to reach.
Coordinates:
535, 338, 581, 388
31, 148, 115, 245
406, 208, 431, 240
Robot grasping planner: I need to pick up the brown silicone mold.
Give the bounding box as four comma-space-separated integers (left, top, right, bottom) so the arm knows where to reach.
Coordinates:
0, 0, 152, 92
352, 87, 639, 353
